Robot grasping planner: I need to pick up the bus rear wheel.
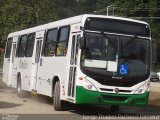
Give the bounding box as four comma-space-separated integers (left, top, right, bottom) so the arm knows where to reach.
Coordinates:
53, 81, 64, 111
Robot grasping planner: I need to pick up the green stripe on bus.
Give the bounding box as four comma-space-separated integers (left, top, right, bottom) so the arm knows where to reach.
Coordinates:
76, 86, 149, 106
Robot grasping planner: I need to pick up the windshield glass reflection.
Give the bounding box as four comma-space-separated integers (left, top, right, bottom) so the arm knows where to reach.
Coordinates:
81, 32, 150, 77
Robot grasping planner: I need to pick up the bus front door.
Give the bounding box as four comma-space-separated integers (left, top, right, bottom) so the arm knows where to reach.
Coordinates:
68, 34, 80, 98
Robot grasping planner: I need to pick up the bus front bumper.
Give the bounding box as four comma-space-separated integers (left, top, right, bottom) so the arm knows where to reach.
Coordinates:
76, 86, 149, 106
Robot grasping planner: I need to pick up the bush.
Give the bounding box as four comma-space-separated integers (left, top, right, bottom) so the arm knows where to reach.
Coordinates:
0, 54, 4, 69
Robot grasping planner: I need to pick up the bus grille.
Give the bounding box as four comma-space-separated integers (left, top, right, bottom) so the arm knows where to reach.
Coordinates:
100, 88, 131, 93
94, 77, 143, 87
102, 95, 128, 102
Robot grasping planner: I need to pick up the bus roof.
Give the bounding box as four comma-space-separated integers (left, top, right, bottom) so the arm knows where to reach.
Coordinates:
8, 14, 149, 38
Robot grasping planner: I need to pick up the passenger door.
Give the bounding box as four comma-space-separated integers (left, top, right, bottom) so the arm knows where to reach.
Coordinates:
3, 37, 18, 86
30, 31, 44, 91
10, 40, 17, 86
68, 34, 80, 98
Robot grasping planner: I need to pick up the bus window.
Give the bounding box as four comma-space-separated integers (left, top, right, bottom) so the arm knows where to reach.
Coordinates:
17, 35, 27, 57
56, 26, 70, 56
70, 35, 75, 65
5, 38, 13, 58
25, 33, 35, 57
44, 29, 58, 56
75, 35, 80, 64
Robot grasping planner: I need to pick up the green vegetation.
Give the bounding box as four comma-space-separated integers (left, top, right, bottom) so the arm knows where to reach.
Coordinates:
0, 0, 160, 70
0, 55, 3, 68
0, 0, 159, 43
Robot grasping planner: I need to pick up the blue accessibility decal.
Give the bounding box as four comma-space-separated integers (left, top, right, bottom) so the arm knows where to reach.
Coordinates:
119, 64, 128, 75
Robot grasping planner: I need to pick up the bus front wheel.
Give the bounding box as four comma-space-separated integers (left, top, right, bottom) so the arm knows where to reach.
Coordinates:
53, 81, 64, 111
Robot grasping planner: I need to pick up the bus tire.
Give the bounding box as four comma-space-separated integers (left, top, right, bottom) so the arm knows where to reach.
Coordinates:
53, 81, 64, 111
110, 105, 119, 112
16, 76, 23, 98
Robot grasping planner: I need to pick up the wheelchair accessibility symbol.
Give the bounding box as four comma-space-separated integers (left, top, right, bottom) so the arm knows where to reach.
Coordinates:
119, 64, 128, 75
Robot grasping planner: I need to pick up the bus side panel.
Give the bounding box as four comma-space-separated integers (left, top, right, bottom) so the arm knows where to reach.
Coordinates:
20, 58, 32, 91
3, 57, 10, 85
12, 54, 34, 91
36, 57, 70, 97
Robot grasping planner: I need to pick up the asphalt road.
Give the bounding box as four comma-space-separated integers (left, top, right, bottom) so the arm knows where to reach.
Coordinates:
0, 76, 160, 120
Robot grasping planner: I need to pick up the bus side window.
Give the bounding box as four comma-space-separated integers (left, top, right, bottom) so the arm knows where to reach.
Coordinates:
75, 35, 80, 63
44, 29, 58, 56
5, 38, 13, 58
25, 33, 35, 57
70, 35, 75, 64
17, 35, 27, 57
15, 37, 20, 57
56, 26, 70, 56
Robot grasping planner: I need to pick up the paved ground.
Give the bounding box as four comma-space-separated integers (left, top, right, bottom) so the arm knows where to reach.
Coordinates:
0, 75, 160, 120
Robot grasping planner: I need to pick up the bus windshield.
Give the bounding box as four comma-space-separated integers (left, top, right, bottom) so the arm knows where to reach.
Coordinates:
80, 32, 150, 78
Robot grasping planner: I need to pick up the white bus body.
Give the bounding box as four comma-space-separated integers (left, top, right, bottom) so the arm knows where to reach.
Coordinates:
3, 14, 151, 111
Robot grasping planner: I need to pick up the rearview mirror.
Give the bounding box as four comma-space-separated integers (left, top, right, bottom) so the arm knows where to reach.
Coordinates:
79, 37, 86, 49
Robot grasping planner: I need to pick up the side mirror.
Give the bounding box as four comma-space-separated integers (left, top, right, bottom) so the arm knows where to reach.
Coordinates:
152, 42, 157, 64
79, 37, 86, 49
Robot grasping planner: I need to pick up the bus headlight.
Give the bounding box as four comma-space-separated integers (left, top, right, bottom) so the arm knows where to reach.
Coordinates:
134, 82, 150, 94
82, 79, 97, 91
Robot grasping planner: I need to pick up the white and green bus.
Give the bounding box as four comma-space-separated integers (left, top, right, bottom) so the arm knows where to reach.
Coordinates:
3, 14, 151, 111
